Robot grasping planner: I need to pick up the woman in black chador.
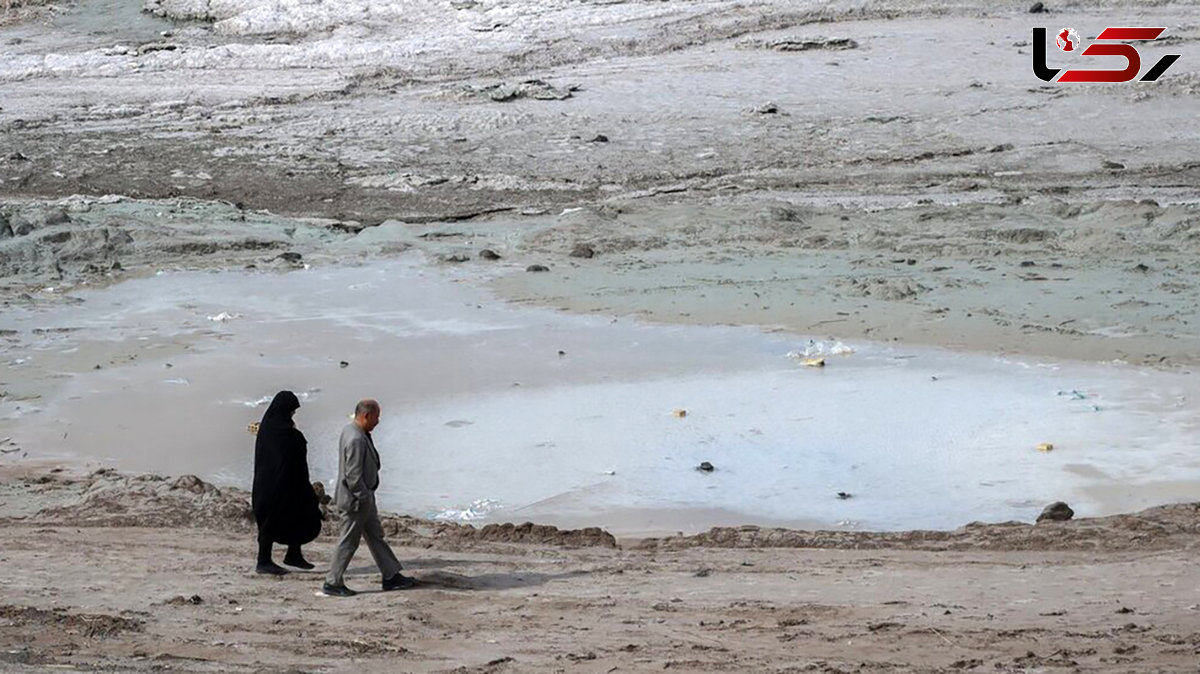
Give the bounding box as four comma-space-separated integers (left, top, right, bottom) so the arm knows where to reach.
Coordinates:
252, 390, 322, 575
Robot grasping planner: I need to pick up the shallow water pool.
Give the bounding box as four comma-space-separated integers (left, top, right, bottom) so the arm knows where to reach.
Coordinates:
2, 255, 1198, 534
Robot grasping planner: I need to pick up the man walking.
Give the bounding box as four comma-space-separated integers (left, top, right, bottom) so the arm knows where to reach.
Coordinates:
322, 399, 417, 597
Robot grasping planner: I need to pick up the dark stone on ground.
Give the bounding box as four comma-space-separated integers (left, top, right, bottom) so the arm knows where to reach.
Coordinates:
569, 244, 595, 259
1037, 501, 1074, 522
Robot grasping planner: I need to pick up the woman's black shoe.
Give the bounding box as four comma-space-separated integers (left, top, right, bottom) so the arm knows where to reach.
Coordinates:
282, 555, 315, 570
255, 562, 289, 576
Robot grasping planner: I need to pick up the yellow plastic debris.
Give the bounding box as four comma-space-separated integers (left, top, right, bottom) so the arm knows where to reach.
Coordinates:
672, 409, 688, 418
1036, 442, 1054, 452
247, 422, 260, 435
803, 358, 826, 368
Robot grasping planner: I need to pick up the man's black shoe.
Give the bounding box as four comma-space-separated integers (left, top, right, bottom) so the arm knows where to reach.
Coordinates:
321, 583, 357, 597
382, 573, 417, 591
255, 562, 289, 576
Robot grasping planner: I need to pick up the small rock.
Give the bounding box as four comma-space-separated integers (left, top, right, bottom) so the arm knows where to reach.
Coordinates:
1103, 160, 1126, 170
988, 143, 1014, 153
1116, 606, 1134, 614
7, 152, 28, 162
1037, 501, 1074, 522
443, 254, 470, 263
312, 481, 332, 505
694, 568, 712, 578
672, 409, 687, 418
526, 264, 550, 272
1019, 260, 1035, 267
0, 223, 12, 240
587, 134, 609, 143
339, 360, 350, 368
836, 491, 852, 500
568, 244, 595, 259
1132, 263, 1150, 273
557, 350, 566, 356
479, 249, 502, 260
753, 102, 781, 114
276, 252, 303, 264
1029, 2, 1046, 13
696, 461, 715, 473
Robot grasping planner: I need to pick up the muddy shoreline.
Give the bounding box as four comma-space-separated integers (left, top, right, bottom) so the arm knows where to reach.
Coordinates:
1, 463, 1199, 672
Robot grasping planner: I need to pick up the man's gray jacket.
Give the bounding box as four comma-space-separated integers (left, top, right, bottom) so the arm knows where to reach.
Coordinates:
334, 422, 381, 513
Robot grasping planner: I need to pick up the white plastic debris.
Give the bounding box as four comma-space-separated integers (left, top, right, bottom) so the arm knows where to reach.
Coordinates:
787, 340, 854, 359
207, 312, 240, 322
432, 499, 503, 522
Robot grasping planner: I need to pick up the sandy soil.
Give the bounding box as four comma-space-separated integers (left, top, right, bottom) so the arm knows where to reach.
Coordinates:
3, 1, 1200, 671
1, 463, 1199, 673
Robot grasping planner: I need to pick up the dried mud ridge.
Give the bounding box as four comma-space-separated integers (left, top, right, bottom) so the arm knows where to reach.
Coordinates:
9, 467, 1200, 553
9, 468, 619, 550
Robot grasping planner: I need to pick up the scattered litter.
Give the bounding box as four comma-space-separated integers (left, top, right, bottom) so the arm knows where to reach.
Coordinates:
163, 378, 190, 385
247, 422, 260, 435
432, 499, 503, 522
1057, 389, 1087, 400
1036, 442, 1055, 452
207, 312, 239, 322
788, 340, 854, 359
696, 461, 715, 473
602, 470, 616, 476
672, 409, 688, 418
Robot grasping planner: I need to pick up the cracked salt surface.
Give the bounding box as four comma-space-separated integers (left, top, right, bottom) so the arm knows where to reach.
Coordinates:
2, 255, 1199, 533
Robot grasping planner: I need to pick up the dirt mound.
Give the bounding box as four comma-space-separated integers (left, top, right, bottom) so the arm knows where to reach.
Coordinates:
31, 469, 255, 531
0, 604, 143, 638
8, 468, 620, 550
373, 516, 618, 550
634, 502, 1200, 552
